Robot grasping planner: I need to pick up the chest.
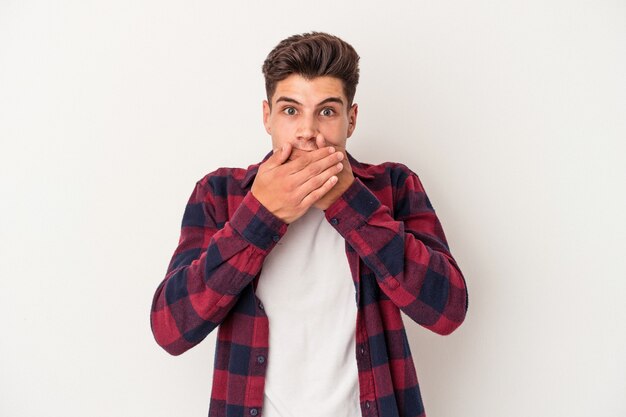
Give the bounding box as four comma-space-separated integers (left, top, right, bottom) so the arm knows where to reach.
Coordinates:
255, 209, 356, 314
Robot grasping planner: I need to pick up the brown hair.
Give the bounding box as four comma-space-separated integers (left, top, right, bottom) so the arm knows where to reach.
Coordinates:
262, 32, 360, 107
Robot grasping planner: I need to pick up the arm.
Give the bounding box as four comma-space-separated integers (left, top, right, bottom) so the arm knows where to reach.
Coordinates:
150, 178, 287, 355
151, 146, 343, 355
324, 166, 468, 335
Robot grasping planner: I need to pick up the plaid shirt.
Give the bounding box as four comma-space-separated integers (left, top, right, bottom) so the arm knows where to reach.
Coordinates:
151, 151, 468, 417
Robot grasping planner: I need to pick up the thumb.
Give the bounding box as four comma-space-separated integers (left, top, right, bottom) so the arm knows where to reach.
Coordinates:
315, 134, 328, 150
270, 143, 292, 167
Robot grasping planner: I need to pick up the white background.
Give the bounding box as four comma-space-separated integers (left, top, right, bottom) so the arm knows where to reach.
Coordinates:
1, 1, 625, 416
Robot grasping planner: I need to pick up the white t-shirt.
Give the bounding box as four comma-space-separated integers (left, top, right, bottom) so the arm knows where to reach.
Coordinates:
255, 208, 361, 417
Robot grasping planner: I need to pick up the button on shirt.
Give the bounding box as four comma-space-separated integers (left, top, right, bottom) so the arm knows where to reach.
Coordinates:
150, 152, 469, 417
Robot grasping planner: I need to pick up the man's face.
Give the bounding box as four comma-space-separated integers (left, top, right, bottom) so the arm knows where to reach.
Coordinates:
263, 74, 358, 152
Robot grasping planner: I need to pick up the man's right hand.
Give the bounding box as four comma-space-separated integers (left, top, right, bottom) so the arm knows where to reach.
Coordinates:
250, 143, 345, 224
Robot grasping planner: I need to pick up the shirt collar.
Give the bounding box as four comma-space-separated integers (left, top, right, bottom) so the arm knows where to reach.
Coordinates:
241, 149, 374, 188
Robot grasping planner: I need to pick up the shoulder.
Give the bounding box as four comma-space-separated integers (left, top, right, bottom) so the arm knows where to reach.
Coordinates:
351, 155, 422, 190
180, 164, 254, 207
196, 166, 247, 190
196, 164, 259, 192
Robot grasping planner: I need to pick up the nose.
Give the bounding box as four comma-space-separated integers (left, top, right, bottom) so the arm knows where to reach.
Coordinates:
295, 113, 318, 147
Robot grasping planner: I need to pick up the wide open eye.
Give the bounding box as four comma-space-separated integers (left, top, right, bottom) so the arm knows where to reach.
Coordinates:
320, 108, 335, 117
282, 107, 297, 116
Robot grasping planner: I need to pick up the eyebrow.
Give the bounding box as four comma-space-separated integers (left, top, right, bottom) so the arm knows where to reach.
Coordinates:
275, 96, 301, 105
275, 96, 345, 107
318, 97, 344, 106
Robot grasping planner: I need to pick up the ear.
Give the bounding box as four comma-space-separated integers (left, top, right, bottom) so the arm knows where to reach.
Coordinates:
347, 103, 358, 138
262, 100, 272, 134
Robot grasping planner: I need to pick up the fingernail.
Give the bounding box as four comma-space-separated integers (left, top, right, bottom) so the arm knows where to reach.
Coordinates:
329, 147, 335, 153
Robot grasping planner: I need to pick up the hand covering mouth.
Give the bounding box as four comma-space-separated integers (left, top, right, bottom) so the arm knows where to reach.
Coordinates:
287, 146, 317, 161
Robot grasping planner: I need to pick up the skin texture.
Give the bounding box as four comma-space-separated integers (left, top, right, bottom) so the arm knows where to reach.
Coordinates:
250, 75, 359, 223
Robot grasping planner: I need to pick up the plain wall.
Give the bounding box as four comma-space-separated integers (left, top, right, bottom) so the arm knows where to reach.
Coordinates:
1, 1, 625, 416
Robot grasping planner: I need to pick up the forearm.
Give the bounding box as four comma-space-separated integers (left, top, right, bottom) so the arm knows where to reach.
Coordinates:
325, 177, 468, 335
150, 191, 287, 355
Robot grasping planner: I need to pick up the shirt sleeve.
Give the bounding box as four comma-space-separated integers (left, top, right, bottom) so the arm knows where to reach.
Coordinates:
150, 178, 288, 355
324, 167, 468, 335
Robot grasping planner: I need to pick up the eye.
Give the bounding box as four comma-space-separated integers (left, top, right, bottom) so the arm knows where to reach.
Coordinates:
282, 107, 297, 116
320, 108, 335, 117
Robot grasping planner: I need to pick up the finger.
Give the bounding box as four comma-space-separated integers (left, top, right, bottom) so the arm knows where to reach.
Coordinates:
287, 147, 309, 162
291, 150, 344, 183
300, 175, 338, 208
294, 159, 343, 199
285, 147, 335, 175
315, 134, 327, 150
278, 143, 292, 163
266, 143, 292, 168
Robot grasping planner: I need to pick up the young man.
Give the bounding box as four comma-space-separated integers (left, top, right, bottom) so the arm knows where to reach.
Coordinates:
151, 32, 468, 417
